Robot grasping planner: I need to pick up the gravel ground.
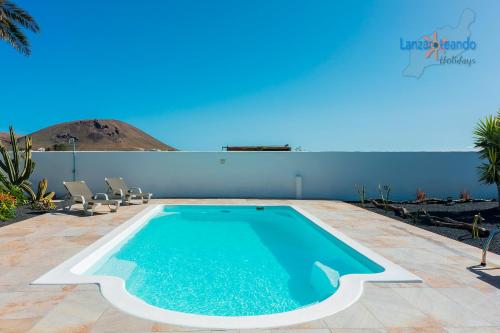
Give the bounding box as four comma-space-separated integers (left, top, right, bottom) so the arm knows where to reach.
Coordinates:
350, 201, 500, 255
0, 205, 46, 228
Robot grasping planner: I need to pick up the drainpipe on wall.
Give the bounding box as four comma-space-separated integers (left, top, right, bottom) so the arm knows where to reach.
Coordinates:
295, 175, 303, 199
69, 138, 76, 181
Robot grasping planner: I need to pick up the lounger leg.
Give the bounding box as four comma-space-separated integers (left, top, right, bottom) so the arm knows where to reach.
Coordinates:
62, 199, 70, 212
83, 203, 93, 216
62, 197, 74, 212
93, 203, 102, 215
109, 201, 119, 212
143, 194, 152, 204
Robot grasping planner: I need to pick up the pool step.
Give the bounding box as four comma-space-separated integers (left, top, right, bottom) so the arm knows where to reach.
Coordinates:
96, 257, 137, 280
310, 261, 340, 299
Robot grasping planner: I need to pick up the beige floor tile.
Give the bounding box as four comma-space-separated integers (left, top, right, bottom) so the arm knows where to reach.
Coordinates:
271, 329, 330, 333
0, 317, 40, 333
91, 307, 153, 332
386, 328, 447, 333
394, 288, 492, 327
281, 321, 327, 329
27, 292, 108, 333
323, 302, 383, 329
329, 329, 388, 333
360, 288, 440, 328
0, 291, 65, 320
436, 287, 500, 326
444, 328, 500, 333
151, 323, 209, 332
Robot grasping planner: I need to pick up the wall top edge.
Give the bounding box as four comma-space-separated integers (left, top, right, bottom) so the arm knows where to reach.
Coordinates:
30, 150, 479, 153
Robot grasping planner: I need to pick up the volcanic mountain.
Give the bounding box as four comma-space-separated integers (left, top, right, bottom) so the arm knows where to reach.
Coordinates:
0, 132, 20, 146
1, 119, 176, 151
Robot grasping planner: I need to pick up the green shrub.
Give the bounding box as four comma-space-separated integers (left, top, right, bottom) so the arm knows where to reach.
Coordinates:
0, 192, 17, 221
474, 111, 500, 208
0, 174, 28, 207
4, 184, 28, 206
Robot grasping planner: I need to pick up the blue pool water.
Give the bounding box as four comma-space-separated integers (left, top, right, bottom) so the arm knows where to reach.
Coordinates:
88, 206, 384, 316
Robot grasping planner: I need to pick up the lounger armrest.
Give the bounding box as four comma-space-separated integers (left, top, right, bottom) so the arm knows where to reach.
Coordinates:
113, 189, 124, 197
129, 187, 142, 194
73, 195, 86, 205
94, 193, 109, 200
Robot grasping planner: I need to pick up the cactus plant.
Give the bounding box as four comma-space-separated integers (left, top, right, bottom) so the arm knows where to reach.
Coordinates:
35, 178, 54, 201
31, 178, 55, 211
471, 213, 484, 239
355, 184, 366, 207
378, 184, 391, 211
0, 126, 35, 200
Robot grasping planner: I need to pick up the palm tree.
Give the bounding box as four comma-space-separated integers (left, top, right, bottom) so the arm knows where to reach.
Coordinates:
0, 0, 39, 56
474, 110, 500, 208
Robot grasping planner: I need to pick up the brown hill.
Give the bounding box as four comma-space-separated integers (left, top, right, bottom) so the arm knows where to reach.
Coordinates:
0, 132, 21, 146
19, 119, 176, 151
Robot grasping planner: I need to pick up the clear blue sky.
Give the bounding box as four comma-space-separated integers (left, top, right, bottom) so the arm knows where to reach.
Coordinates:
1, 0, 499, 151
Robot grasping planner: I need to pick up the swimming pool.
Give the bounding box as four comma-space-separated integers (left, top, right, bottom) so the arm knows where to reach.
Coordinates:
33, 205, 420, 328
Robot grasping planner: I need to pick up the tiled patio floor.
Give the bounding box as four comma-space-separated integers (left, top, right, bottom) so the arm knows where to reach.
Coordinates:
0, 199, 499, 333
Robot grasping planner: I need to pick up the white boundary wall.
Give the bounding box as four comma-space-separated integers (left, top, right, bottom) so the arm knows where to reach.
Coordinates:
31, 151, 496, 200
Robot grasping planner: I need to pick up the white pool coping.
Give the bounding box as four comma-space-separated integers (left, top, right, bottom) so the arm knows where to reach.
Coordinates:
32, 204, 421, 329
